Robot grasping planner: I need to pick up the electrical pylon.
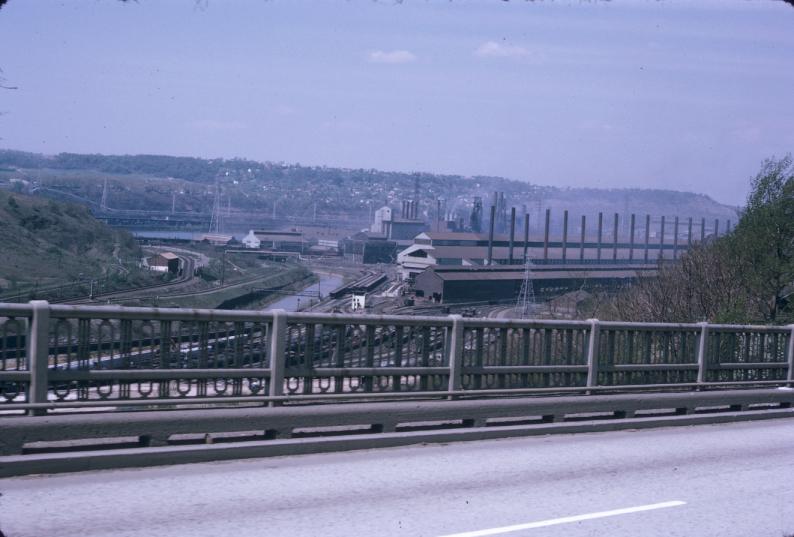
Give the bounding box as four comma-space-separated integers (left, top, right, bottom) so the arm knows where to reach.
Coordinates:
516, 257, 536, 318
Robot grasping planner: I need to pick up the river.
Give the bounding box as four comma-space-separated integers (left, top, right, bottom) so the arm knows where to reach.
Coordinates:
264, 272, 344, 312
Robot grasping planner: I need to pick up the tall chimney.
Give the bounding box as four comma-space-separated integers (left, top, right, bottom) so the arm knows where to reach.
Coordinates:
562, 209, 569, 262
543, 208, 551, 260
523, 213, 530, 263
612, 212, 619, 261
597, 212, 603, 261
487, 205, 496, 266
508, 207, 516, 264
629, 214, 636, 261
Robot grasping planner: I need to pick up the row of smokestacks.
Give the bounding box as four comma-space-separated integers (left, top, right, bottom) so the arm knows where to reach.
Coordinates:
401, 200, 419, 220
485, 205, 732, 266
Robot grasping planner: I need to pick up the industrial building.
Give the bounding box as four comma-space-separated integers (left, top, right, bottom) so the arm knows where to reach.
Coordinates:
242, 230, 305, 252
367, 201, 427, 245
342, 233, 397, 264
146, 252, 180, 274
414, 265, 655, 304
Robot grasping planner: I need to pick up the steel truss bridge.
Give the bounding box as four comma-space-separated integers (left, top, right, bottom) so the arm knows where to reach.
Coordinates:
1, 301, 793, 475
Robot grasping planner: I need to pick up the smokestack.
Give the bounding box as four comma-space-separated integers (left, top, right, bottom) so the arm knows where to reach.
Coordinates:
562, 209, 569, 262
644, 214, 651, 262
597, 212, 603, 261
673, 216, 680, 259
613, 212, 619, 261
659, 215, 666, 260
487, 205, 496, 266
543, 208, 550, 260
509, 207, 516, 264
523, 213, 530, 263
629, 214, 636, 261
579, 215, 586, 261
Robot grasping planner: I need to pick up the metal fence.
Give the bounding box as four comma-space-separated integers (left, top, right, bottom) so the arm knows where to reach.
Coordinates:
1, 301, 794, 410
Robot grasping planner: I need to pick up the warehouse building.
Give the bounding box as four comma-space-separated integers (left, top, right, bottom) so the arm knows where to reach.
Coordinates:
146, 252, 180, 274
414, 266, 654, 304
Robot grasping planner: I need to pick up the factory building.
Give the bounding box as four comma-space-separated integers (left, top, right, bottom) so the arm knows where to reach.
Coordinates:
242, 230, 305, 252
146, 252, 180, 274
366, 200, 427, 246
414, 265, 655, 304
414, 267, 524, 303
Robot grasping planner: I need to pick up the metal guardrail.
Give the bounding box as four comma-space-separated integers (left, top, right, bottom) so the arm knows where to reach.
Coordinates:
2, 301, 794, 413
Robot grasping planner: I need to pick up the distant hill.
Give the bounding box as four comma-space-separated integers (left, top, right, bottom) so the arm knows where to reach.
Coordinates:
0, 149, 738, 226
0, 189, 142, 291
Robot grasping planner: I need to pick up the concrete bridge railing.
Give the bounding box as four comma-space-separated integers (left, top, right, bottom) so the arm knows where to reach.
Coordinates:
1, 301, 794, 413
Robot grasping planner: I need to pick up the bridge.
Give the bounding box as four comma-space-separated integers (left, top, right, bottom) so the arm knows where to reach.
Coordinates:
2, 300, 794, 535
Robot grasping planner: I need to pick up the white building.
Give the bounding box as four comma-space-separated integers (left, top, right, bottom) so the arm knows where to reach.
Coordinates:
370, 206, 392, 234
241, 230, 261, 249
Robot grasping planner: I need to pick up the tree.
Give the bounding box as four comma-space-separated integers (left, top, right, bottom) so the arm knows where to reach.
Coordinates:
728, 155, 794, 322
590, 156, 794, 324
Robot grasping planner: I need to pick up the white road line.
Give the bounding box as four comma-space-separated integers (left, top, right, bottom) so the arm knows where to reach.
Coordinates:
437, 500, 686, 537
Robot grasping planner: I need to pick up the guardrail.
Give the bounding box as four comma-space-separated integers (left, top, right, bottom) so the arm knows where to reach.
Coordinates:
2, 301, 794, 413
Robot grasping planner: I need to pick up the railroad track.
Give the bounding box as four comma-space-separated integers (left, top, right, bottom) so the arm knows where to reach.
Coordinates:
54, 256, 196, 305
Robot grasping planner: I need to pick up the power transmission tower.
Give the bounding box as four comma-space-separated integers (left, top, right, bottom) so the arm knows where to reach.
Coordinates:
208, 181, 223, 233
516, 257, 536, 318
100, 178, 108, 211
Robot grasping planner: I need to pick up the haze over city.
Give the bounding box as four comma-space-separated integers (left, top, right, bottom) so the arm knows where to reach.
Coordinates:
1, 0, 793, 205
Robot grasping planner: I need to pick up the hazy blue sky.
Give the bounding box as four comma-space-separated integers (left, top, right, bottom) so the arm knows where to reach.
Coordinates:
1, 0, 793, 205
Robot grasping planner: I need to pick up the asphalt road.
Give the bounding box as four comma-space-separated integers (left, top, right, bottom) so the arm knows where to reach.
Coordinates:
2, 419, 794, 537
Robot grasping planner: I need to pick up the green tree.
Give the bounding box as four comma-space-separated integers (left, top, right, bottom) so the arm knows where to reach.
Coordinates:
592, 155, 793, 324
728, 155, 794, 322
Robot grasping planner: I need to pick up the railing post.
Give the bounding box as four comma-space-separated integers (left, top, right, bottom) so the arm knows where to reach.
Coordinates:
26, 300, 50, 416
268, 309, 287, 405
697, 322, 710, 385
446, 315, 464, 395
786, 324, 794, 387
586, 319, 600, 391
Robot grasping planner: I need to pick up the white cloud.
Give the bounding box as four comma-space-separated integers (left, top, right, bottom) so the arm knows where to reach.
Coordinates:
474, 41, 532, 59
367, 50, 417, 64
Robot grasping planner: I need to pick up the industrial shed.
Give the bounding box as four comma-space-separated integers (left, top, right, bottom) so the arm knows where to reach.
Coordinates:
415, 268, 524, 303
414, 266, 653, 304
147, 252, 180, 274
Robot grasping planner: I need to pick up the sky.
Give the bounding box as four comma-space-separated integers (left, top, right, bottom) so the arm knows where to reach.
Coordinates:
1, 0, 793, 206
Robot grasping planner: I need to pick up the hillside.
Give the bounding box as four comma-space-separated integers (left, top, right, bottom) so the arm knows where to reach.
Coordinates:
0, 190, 142, 291
0, 149, 737, 224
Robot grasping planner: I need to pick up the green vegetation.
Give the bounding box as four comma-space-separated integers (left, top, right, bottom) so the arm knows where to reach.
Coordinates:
0, 190, 147, 295
589, 156, 793, 324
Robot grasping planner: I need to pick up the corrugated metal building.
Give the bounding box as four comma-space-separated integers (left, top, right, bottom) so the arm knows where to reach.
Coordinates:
414, 266, 654, 303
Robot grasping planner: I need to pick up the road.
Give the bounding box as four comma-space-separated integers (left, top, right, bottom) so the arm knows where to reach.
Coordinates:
2, 419, 794, 537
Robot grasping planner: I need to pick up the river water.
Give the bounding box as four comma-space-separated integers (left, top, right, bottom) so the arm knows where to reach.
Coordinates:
132, 229, 344, 312
263, 272, 344, 312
